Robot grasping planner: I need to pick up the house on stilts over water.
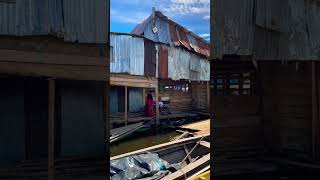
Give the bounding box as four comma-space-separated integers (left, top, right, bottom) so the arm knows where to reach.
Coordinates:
110, 10, 210, 127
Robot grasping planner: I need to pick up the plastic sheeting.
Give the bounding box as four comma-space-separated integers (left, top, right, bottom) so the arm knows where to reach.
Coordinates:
0, 0, 108, 43
110, 34, 144, 75
110, 153, 180, 180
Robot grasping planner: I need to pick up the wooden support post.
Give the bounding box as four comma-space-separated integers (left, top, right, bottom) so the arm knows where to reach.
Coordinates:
312, 61, 319, 160
143, 88, 146, 104
155, 81, 160, 125
125, 86, 128, 126
48, 79, 55, 180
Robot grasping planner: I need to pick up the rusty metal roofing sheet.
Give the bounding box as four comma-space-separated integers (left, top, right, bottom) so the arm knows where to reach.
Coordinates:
110, 34, 144, 75
177, 27, 191, 50
144, 39, 156, 77
169, 23, 180, 46
132, 11, 209, 57
157, 45, 169, 79
0, 0, 107, 44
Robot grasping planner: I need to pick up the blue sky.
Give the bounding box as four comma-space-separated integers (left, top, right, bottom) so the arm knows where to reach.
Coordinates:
110, 0, 210, 41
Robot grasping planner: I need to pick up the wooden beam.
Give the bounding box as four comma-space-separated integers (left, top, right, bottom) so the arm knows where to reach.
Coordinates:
48, 79, 55, 180
110, 75, 157, 88
125, 86, 128, 126
0, 61, 107, 81
0, 49, 107, 66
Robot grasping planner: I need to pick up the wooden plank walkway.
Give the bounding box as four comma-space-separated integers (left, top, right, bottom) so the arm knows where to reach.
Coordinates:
181, 119, 210, 136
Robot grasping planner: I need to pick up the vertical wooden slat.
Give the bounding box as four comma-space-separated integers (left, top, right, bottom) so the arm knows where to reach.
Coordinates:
48, 79, 55, 180
317, 62, 320, 161
125, 86, 128, 126
311, 61, 318, 160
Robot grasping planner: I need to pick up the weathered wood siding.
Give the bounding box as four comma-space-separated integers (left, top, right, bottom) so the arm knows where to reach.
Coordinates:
261, 61, 312, 158
191, 82, 209, 110
211, 61, 263, 149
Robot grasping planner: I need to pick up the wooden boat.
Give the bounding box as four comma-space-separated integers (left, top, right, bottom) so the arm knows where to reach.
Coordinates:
187, 166, 210, 180
111, 135, 210, 180
188, 169, 210, 180
110, 122, 144, 143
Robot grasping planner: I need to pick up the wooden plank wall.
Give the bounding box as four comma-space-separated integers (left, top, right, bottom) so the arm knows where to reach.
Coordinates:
191, 82, 209, 111
211, 60, 263, 149
159, 80, 193, 112
260, 62, 312, 159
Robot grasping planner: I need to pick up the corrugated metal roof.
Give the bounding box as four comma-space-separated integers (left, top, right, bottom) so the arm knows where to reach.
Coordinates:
110, 34, 144, 75
0, 0, 107, 44
131, 11, 210, 58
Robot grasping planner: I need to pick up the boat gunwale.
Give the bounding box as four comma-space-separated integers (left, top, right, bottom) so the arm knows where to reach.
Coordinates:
110, 135, 209, 160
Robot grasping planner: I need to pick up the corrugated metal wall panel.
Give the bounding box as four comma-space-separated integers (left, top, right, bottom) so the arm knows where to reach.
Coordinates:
144, 39, 156, 77
190, 53, 201, 72
110, 87, 118, 113
158, 45, 169, 79
128, 88, 144, 112
200, 59, 210, 81
63, 0, 107, 43
212, 0, 255, 58
0, 0, 107, 43
255, 0, 290, 32
213, 0, 320, 60
110, 34, 144, 75
0, 2, 16, 35
307, 2, 320, 59
168, 47, 190, 80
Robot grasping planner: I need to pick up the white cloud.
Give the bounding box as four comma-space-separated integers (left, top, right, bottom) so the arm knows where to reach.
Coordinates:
202, 15, 210, 20
200, 34, 210, 39
164, 0, 210, 15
